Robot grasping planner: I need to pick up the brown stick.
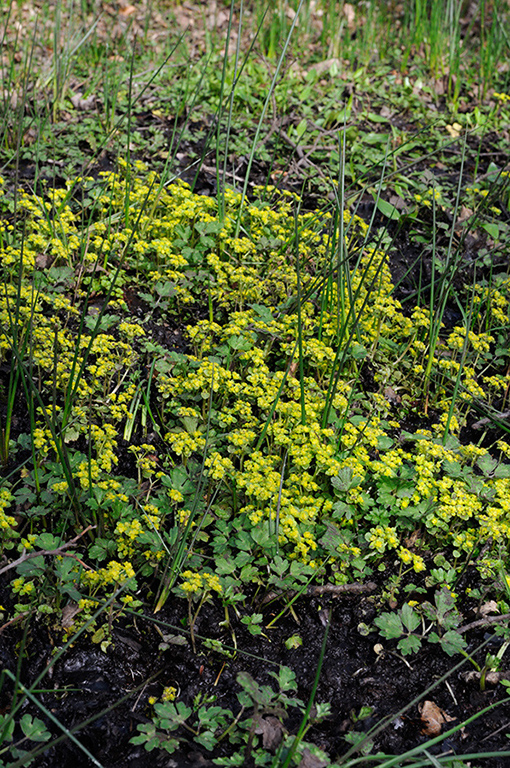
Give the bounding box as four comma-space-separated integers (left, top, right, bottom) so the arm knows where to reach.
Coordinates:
262, 581, 377, 605
457, 612, 510, 634
0, 525, 96, 577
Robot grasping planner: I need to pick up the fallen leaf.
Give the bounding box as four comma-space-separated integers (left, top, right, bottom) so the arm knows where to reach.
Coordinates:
298, 747, 329, 768
35, 252, 53, 269
433, 77, 447, 95
61, 602, 80, 630
404, 530, 420, 548
419, 700, 455, 736
457, 205, 473, 223
70, 93, 97, 111
379, 105, 394, 119
383, 386, 401, 405
254, 715, 284, 751
119, 4, 136, 16
307, 58, 342, 76
461, 670, 510, 686
479, 600, 499, 618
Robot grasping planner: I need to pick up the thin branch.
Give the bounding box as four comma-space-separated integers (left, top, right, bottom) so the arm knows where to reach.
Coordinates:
0, 525, 95, 577
261, 580, 377, 605
458, 612, 510, 634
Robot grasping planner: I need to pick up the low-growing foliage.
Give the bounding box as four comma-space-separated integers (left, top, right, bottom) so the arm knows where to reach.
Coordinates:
2, 0, 510, 763
2, 162, 510, 635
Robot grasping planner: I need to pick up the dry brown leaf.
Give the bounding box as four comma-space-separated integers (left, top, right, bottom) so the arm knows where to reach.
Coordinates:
457, 205, 473, 223
35, 252, 54, 269
461, 670, 510, 686
70, 93, 97, 111
419, 700, 455, 736
254, 715, 284, 751
383, 386, 401, 405
308, 58, 341, 76
298, 747, 329, 768
61, 602, 81, 630
404, 529, 420, 548
379, 105, 394, 119
118, 4, 137, 17
433, 77, 447, 95
479, 600, 499, 618
288, 360, 299, 377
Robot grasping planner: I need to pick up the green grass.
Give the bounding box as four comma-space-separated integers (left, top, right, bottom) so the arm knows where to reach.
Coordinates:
1, 0, 510, 765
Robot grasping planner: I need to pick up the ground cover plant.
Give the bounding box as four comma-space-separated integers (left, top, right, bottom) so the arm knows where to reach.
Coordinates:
2, 0, 510, 766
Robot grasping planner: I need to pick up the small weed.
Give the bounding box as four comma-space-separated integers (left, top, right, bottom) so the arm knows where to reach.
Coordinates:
374, 587, 467, 657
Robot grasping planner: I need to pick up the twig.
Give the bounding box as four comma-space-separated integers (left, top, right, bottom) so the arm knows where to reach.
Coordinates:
0, 611, 31, 634
307, 582, 377, 596
472, 410, 510, 429
280, 130, 305, 160
0, 525, 96, 577
261, 580, 377, 605
457, 612, 510, 634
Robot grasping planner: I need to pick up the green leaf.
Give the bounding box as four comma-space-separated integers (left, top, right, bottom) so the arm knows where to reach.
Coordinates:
241, 614, 263, 635
377, 435, 394, 451
16, 556, 46, 577
367, 111, 389, 123
228, 335, 252, 351
331, 467, 361, 492
251, 525, 272, 549
442, 460, 463, 478
91, 626, 107, 644
487, 161, 500, 181
271, 555, 289, 577
434, 587, 456, 622
240, 564, 258, 582
482, 221, 499, 240
350, 342, 367, 360
162, 738, 179, 753
375, 198, 401, 221
250, 303, 275, 323
146, 736, 162, 751
237, 672, 265, 704
440, 630, 467, 656
155, 701, 191, 727
400, 603, 421, 633
194, 730, 217, 750
235, 551, 254, 568
398, 634, 422, 655
296, 118, 308, 138
374, 612, 403, 639
477, 454, 498, 476
494, 464, 510, 478
35, 533, 61, 550
270, 665, 297, 692
20, 714, 50, 743
215, 557, 236, 575
285, 634, 303, 650
0, 714, 15, 742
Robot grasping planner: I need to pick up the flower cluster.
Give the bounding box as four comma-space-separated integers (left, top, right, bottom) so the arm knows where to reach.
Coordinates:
3, 161, 510, 623
180, 570, 223, 595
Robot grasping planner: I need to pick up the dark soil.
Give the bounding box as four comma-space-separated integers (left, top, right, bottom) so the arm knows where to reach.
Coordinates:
1, 569, 510, 767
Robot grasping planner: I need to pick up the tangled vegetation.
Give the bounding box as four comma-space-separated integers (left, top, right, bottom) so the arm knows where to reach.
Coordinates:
2, 158, 510, 651
2, 0, 510, 764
